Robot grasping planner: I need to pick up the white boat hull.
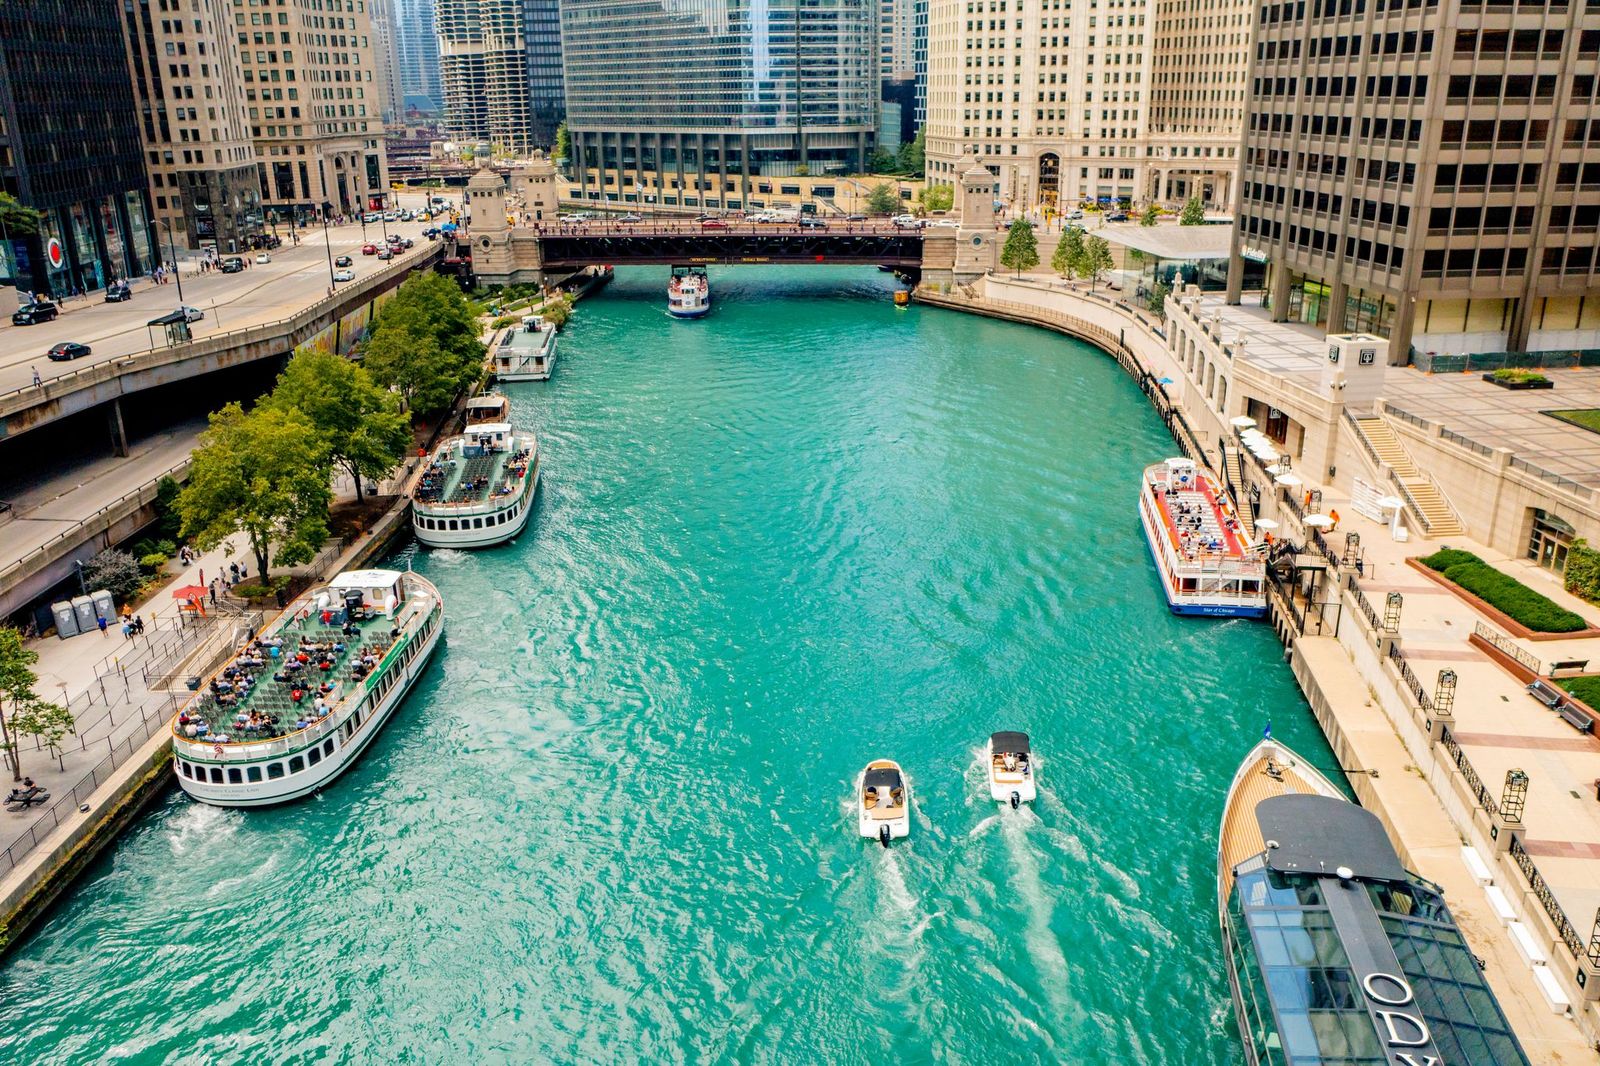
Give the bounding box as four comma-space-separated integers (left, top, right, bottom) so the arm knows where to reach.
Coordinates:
856, 767, 911, 841
986, 739, 1037, 804
174, 612, 444, 807
413, 461, 539, 549
1138, 470, 1267, 619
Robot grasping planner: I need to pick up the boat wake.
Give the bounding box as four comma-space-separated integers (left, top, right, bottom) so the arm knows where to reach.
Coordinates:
166, 801, 240, 858
425, 548, 470, 568
1000, 807, 1085, 1033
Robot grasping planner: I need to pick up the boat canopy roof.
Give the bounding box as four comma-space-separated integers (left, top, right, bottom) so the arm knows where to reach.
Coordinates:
990, 731, 1030, 754
1255, 794, 1406, 883
466, 396, 506, 411
863, 767, 902, 789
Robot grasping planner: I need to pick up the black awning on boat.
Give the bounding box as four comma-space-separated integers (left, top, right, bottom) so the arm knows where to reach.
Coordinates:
991, 731, 1030, 754
863, 767, 902, 789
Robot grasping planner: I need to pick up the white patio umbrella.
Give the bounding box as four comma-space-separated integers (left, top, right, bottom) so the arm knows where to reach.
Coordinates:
1252, 444, 1279, 460
1377, 495, 1405, 510
1275, 472, 1304, 487
1265, 464, 1285, 476
1254, 518, 1279, 530
1303, 514, 1334, 528
1229, 416, 1257, 429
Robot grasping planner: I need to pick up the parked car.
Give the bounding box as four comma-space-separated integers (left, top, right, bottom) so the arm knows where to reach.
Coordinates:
398, 237, 414, 249
178, 305, 204, 322
421, 228, 441, 239
798, 217, 828, 229
362, 243, 380, 255
1066, 209, 1085, 220
846, 213, 867, 221
255, 252, 271, 264
376, 248, 393, 260
363, 212, 380, 223
891, 214, 922, 228
699, 219, 728, 230
694, 213, 716, 222
46, 341, 91, 361
104, 280, 132, 302
930, 219, 960, 228
1106, 212, 1130, 223
220, 257, 244, 273
334, 255, 353, 267
333, 268, 355, 282
382, 212, 398, 222
11, 300, 59, 325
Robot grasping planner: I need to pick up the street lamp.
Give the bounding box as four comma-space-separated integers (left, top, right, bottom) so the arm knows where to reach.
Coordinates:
320, 202, 337, 290
158, 217, 186, 305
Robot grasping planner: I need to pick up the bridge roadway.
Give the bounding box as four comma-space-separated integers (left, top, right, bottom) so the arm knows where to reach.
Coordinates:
524, 219, 927, 270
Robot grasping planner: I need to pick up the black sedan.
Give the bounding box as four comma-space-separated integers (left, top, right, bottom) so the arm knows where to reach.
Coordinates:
47, 341, 91, 361
11, 300, 59, 325
104, 280, 132, 302
334, 255, 353, 267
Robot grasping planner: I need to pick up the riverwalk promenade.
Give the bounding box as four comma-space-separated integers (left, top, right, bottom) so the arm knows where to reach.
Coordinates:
920, 272, 1600, 1060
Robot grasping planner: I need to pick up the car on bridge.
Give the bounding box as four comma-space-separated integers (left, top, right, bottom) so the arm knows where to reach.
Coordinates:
615, 214, 644, 224
255, 252, 271, 264
798, 217, 828, 229
700, 219, 728, 230
891, 214, 922, 228
11, 300, 58, 325
334, 255, 353, 267
104, 280, 132, 303
46, 341, 91, 361
178, 305, 204, 323
362, 243, 380, 255
333, 268, 355, 282
846, 214, 866, 222
376, 248, 393, 261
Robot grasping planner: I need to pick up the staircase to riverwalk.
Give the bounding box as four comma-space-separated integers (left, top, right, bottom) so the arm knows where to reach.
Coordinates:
1222, 447, 1256, 540
1351, 416, 1465, 537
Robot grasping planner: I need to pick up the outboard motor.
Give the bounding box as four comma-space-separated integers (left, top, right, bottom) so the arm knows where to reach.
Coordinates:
1010, 791, 1021, 810
878, 824, 891, 849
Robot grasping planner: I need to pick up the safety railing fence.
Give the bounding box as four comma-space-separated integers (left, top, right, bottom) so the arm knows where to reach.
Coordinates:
1508, 456, 1593, 499
1343, 409, 1384, 471
1410, 347, 1600, 373
1439, 725, 1497, 818
1440, 427, 1495, 457
1389, 640, 1434, 713
1472, 621, 1543, 677
1508, 835, 1594, 964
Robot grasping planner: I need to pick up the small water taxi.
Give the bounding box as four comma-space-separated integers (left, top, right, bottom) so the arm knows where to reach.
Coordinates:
1138, 457, 1266, 618
986, 731, 1036, 808
171, 569, 443, 806
667, 265, 710, 318
492, 314, 557, 381
857, 759, 911, 847
412, 394, 538, 548
1219, 738, 1533, 1066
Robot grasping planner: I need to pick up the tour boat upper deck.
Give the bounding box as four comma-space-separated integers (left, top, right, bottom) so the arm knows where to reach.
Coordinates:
1138, 457, 1266, 617
1218, 740, 1532, 1066
411, 408, 539, 548
492, 315, 557, 381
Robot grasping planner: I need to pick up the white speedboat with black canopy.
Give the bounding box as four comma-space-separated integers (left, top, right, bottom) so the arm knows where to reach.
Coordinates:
986, 731, 1036, 808
856, 759, 911, 847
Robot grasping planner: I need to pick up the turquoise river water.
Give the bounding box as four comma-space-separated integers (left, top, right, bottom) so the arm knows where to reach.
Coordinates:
0, 266, 1334, 1064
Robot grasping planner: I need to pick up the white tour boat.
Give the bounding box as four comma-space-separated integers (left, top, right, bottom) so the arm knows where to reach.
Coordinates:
667, 265, 710, 318
986, 731, 1036, 808
412, 394, 539, 549
492, 314, 557, 381
856, 759, 911, 847
171, 569, 444, 807
1138, 457, 1267, 618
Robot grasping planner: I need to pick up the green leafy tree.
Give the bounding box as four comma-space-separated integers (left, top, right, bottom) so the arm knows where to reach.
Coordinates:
866, 183, 900, 216
362, 272, 485, 415
866, 147, 898, 174
1180, 196, 1206, 226
79, 549, 144, 602
1140, 203, 1159, 227
265, 350, 412, 501
1148, 279, 1172, 319
1053, 226, 1084, 278
795, 164, 809, 178
0, 192, 43, 240
0, 627, 48, 781
999, 217, 1040, 276
1564, 540, 1600, 604
13, 699, 74, 772
154, 476, 184, 541
539, 292, 575, 329
177, 403, 332, 582
553, 122, 571, 164
918, 184, 953, 214
896, 127, 926, 177
1083, 235, 1114, 289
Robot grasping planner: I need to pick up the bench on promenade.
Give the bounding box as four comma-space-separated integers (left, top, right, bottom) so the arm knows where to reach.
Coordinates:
1558, 704, 1595, 735
1527, 678, 1566, 709
1549, 659, 1590, 678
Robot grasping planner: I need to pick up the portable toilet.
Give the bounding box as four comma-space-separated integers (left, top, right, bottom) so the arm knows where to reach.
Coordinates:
51, 600, 80, 638
90, 588, 115, 625
71, 595, 98, 633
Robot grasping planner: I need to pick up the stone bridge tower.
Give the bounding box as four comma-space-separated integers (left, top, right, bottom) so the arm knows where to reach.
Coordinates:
954, 151, 998, 280
467, 166, 515, 280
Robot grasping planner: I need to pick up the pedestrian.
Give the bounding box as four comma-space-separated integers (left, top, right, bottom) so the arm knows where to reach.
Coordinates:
122, 620, 132, 640
1329, 508, 1341, 532
209, 581, 217, 606
31, 366, 41, 387
134, 614, 145, 635
96, 614, 108, 637
239, 561, 248, 581
229, 562, 239, 584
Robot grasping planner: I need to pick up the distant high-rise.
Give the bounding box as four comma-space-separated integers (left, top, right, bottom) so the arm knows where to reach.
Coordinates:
913, 0, 928, 128
437, 0, 563, 153
881, 0, 915, 79
0, 0, 156, 294
561, 0, 877, 209
371, 0, 407, 124
394, 0, 445, 112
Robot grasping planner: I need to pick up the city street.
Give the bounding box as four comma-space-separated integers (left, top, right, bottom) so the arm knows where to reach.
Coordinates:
0, 201, 442, 396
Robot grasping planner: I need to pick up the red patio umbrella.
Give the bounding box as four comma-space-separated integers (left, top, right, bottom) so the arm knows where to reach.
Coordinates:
171, 585, 208, 601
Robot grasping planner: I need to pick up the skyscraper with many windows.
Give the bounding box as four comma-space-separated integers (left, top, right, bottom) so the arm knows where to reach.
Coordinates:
436, 0, 563, 153
0, 0, 157, 295
561, 0, 878, 208
1227, 0, 1600, 360
393, 0, 444, 111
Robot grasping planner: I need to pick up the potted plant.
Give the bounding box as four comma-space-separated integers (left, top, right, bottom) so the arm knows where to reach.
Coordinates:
1483, 367, 1555, 390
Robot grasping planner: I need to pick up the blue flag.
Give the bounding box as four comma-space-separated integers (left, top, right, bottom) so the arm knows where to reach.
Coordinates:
1262, 721, 1272, 740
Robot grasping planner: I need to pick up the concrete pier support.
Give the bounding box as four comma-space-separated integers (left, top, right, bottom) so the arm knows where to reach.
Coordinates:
107, 398, 128, 458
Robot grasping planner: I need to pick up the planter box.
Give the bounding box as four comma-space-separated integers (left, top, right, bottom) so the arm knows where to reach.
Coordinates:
1482, 373, 1554, 390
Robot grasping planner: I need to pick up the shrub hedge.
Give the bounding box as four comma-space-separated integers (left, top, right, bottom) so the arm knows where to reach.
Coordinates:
1419, 547, 1482, 572
1439, 561, 1587, 632
1557, 675, 1600, 708
1564, 539, 1600, 605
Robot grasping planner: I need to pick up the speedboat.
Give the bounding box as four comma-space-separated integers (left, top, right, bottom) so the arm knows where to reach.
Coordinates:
856, 759, 911, 847
986, 731, 1036, 808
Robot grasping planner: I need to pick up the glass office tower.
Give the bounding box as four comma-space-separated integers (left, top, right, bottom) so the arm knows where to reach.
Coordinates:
561, 0, 877, 209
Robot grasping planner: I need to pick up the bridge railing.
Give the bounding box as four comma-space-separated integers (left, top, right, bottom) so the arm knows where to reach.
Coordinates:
0, 244, 441, 419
